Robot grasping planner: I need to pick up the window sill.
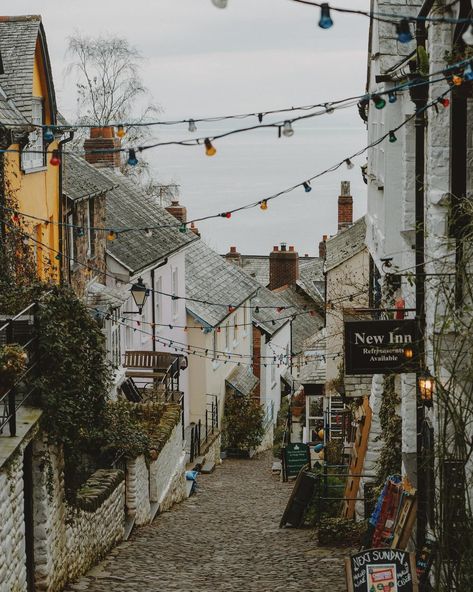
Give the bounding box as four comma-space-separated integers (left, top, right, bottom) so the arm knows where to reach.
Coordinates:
22, 165, 47, 175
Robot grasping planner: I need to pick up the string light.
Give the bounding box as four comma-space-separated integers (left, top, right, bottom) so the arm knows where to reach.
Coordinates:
179, 223, 187, 233
439, 97, 450, 107
211, 0, 228, 7
372, 94, 386, 109
464, 62, 473, 82
388, 131, 397, 143
204, 138, 217, 156
303, 181, 312, 193
282, 121, 294, 137
44, 127, 54, 142
107, 230, 117, 241
260, 200, 268, 210
127, 149, 138, 166
452, 74, 463, 86
221, 212, 232, 219
318, 3, 334, 29
50, 150, 61, 166
258, 113, 263, 123
76, 227, 85, 237
396, 19, 413, 44
388, 91, 397, 104
117, 125, 126, 138
188, 119, 197, 133
345, 158, 355, 170
144, 228, 153, 238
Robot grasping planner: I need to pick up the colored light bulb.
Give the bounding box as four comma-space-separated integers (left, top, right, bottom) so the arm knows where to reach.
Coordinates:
372, 94, 386, 109
55, 253, 61, 261
107, 230, 117, 241
303, 182, 312, 193
258, 113, 263, 123
12, 213, 20, 223
260, 200, 268, 210
205, 138, 216, 156
76, 227, 85, 237
464, 63, 473, 81
389, 131, 397, 143
117, 125, 125, 138
127, 149, 138, 166
388, 91, 397, 104
144, 228, 153, 238
345, 158, 355, 170
44, 127, 54, 142
439, 97, 450, 107
211, 0, 228, 7
282, 121, 294, 137
50, 149, 61, 166
179, 223, 187, 233
188, 119, 197, 133
221, 212, 231, 219
452, 75, 463, 86
318, 3, 333, 29
396, 19, 413, 43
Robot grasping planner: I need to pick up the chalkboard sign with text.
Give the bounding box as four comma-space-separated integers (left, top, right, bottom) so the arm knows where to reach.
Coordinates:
283, 443, 310, 479
345, 548, 418, 592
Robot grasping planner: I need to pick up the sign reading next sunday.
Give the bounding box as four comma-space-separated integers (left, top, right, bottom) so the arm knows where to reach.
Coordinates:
345, 548, 418, 592
344, 319, 418, 376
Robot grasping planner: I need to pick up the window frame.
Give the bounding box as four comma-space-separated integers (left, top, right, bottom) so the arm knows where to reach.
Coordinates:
21, 98, 46, 172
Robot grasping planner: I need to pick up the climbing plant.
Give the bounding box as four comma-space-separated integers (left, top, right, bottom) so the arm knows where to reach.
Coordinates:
222, 389, 264, 452
375, 375, 402, 486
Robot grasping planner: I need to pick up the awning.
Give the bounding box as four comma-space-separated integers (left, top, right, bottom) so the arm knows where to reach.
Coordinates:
225, 366, 259, 396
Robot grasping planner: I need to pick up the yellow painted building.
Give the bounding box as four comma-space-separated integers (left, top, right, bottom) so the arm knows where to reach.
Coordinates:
0, 16, 61, 282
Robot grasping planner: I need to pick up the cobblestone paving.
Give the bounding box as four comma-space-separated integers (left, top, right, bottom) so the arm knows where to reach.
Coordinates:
67, 453, 349, 592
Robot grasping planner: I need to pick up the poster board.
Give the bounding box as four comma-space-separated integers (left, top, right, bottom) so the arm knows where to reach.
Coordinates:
345, 548, 418, 592
282, 443, 311, 480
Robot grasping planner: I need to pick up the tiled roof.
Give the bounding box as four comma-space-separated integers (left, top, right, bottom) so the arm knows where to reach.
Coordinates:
99, 169, 198, 273
0, 84, 29, 129
86, 282, 128, 312
225, 254, 318, 287
0, 16, 55, 121
252, 287, 290, 336
325, 217, 367, 272
186, 240, 258, 327
296, 259, 325, 302
225, 365, 259, 396
299, 359, 326, 385
273, 285, 323, 354
63, 154, 117, 202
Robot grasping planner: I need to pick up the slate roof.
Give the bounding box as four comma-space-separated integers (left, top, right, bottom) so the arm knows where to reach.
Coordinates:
299, 358, 326, 385
325, 217, 367, 272
0, 84, 29, 130
225, 254, 318, 287
225, 365, 259, 396
86, 282, 128, 312
296, 259, 325, 302
0, 16, 56, 122
186, 240, 258, 327
63, 154, 117, 202
100, 169, 198, 273
251, 287, 290, 337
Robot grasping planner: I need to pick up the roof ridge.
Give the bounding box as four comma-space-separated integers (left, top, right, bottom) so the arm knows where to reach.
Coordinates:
0, 15, 41, 22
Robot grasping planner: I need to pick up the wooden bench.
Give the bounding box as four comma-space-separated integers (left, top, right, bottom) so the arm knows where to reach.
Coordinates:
124, 351, 175, 380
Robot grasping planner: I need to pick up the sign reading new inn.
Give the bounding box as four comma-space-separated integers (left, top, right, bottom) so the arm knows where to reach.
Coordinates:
344, 319, 417, 375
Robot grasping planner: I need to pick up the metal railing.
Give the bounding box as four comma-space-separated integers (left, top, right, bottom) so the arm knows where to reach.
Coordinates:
0, 302, 40, 437
187, 395, 219, 464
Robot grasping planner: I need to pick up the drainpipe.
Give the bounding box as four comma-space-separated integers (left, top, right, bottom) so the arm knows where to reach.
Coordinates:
57, 131, 74, 284
414, 0, 434, 549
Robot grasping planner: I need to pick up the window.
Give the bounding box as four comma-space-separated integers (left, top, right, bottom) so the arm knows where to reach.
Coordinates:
22, 98, 45, 171
225, 321, 230, 351
86, 199, 95, 258
155, 276, 163, 326
172, 267, 179, 319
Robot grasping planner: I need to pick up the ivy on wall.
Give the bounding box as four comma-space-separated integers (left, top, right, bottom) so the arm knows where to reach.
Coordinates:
375, 375, 402, 485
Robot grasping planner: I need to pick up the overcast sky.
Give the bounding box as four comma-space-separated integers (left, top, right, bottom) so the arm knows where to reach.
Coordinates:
7, 0, 371, 254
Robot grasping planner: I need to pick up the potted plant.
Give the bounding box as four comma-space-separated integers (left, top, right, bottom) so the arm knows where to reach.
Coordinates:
0, 344, 28, 392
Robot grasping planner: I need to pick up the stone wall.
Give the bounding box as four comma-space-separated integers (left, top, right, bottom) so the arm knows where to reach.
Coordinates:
125, 455, 151, 526
149, 422, 186, 513
0, 449, 28, 592
203, 431, 222, 465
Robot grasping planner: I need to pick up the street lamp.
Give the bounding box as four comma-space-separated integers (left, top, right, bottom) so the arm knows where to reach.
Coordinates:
418, 372, 435, 405
123, 277, 149, 315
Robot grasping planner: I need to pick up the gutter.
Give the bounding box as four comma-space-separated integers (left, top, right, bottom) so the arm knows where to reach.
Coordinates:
57, 131, 74, 284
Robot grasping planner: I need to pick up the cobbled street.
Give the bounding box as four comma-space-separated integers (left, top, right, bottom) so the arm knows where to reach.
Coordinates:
67, 452, 348, 592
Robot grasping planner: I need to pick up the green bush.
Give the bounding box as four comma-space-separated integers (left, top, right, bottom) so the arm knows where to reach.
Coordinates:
222, 390, 264, 451
317, 517, 367, 547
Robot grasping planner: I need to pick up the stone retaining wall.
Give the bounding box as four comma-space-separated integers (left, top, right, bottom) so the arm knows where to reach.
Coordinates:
125, 455, 151, 526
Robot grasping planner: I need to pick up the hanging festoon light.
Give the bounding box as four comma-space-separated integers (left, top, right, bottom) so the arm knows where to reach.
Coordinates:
220, 211, 232, 219
372, 94, 386, 109
464, 62, 473, 81
211, 0, 228, 7
388, 131, 397, 143
257, 113, 263, 123
188, 119, 197, 133
260, 200, 268, 210
179, 223, 187, 233
127, 149, 138, 166
204, 138, 217, 156
452, 74, 463, 86
43, 127, 54, 142
116, 125, 126, 138
144, 228, 153, 238
396, 19, 413, 43
318, 3, 333, 29
303, 181, 312, 193
439, 97, 450, 107
76, 227, 85, 237
50, 149, 61, 166
388, 91, 397, 104
462, 25, 473, 46
282, 121, 294, 137
107, 230, 117, 241
345, 158, 355, 170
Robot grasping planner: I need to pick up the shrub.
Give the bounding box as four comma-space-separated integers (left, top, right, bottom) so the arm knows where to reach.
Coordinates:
222, 390, 264, 451
317, 517, 367, 547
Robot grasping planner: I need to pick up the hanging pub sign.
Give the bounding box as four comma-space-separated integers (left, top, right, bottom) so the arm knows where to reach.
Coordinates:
344, 319, 418, 375
345, 548, 418, 592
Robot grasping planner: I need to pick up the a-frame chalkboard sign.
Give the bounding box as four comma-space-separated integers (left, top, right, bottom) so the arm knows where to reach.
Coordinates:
345, 548, 418, 592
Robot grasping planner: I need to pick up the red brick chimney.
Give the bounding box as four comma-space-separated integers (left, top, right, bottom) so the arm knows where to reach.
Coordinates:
165, 200, 187, 224
84, 126, 121, 168
338, 181, 353, 232
319, 234, 328, 259
225, 246, 241, 266
269, 243, 299, 290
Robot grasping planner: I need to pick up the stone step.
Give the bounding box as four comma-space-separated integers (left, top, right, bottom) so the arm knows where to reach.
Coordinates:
201, 461, 215, 474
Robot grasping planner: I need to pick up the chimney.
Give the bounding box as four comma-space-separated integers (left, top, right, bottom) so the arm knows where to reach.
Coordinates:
338, 181, 353, 232
165, 200, 187, 224
225, 245, 241, 266
84, 126, 121, 168
319, 234, 327, 259
269, 243, 299, 290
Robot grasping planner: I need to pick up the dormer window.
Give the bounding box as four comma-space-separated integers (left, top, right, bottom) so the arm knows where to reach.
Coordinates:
22, 98, 45, 171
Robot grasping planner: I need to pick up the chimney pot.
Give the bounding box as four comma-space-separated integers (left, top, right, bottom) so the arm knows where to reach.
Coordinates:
288, 246, 294, 252
338, 180, 353, 232
84, 126, 121, 168
166, 200, 187, 224
230, 246, 237, 253
280, 243, 287, 252
225, 245, 241, 265
273, 246, 279, 252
